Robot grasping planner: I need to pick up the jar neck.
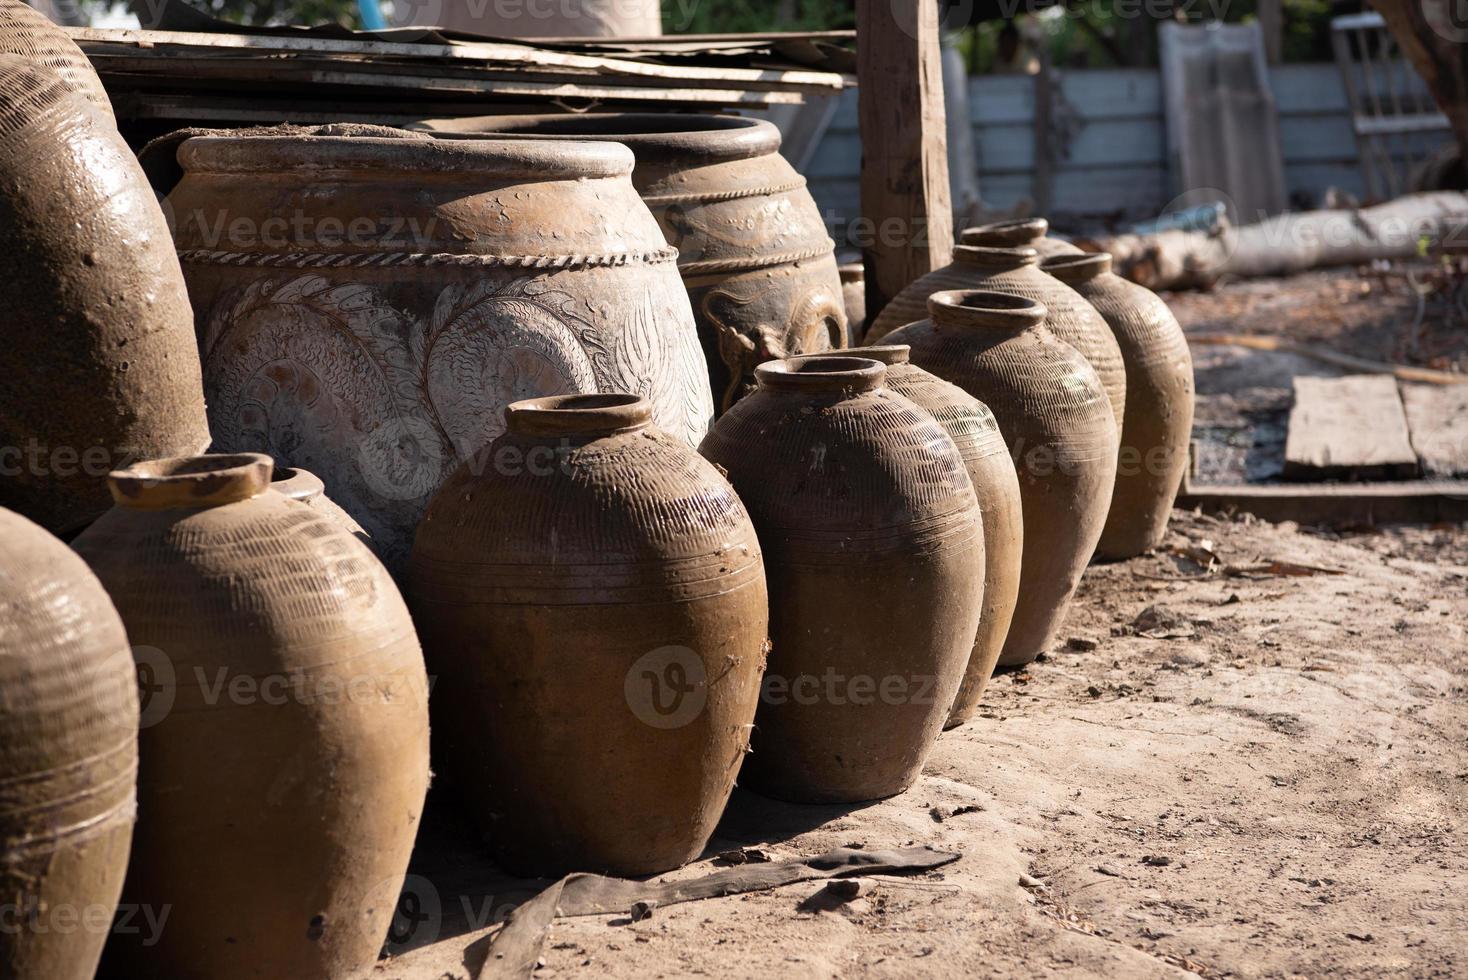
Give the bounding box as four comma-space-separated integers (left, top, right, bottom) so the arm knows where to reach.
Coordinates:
108, 454, 274, 510
504, 393, 652, 440
1041, 252, 1111, 284
961, 217, 1048, 248
755, 356, 886, 395
952, 245, 1039, 272
797, 345, 910, 368
926, 290, 1047, 333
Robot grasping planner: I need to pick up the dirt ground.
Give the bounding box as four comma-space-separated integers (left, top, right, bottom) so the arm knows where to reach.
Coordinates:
362, 510, 1467, 980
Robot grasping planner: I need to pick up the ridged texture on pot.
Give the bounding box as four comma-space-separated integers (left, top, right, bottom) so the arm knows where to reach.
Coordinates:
888, 292, 1117, 666
866, 246, 1127, 435
0, 507, 137, 980
413, 114, 846, 413
1046, 253, 1195, 559
271, 464, 375, 553
834, 346, 1023, 728
700, 357, 984, 802
166, 127, 714, 572
0, 57, 209, 535
410, 394, 766, 876
72, 454, 430, 980
0, 0, 112, 118
960, 216, 1082, 258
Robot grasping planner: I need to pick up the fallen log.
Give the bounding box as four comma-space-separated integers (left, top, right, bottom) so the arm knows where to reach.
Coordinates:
1078, 192, 1468, 290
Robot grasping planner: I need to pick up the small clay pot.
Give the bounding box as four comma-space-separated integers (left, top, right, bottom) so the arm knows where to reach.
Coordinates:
1044, 253, 1195, 559
0, 507, 137, 980
271, 464, 375, 552
73, 453, 430, 980
826, 346, 1023, 728
0, 0, 112, 118
0, 57, 209, 535
700, 357, 985, 802
886, 292, 1117, 666
865, 245, 1126, 437
960, 216, 1082, 258
411, 394, 766, 876
838, 259, 866, 347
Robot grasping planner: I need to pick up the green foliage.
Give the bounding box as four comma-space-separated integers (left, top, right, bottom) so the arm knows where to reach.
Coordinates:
660, 0, 854, 35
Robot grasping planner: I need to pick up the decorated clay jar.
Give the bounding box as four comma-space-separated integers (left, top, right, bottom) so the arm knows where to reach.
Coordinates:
72, 453, 430, 980
1045, 252, 1195, 559
700, 357, 984, 802
165, 127, 714, 570
410, 394, 767, 876
960, 216, 1081, 258
824, 346, 1023, 727
414, 114, 846, 413
865, 245, 1126, 437
0, 0, 112, 118
887, 293, 1117, 666
0, 506, 137, 980
0, 56, 209, 535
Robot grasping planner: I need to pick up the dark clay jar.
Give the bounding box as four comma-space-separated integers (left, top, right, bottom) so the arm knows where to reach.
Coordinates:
700, 357, 985, 802
886, 292, 1117, 666
410, 394, 768, 876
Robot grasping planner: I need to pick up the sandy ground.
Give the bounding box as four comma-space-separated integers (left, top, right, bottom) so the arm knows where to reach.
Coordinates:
362, 510, 1467, 979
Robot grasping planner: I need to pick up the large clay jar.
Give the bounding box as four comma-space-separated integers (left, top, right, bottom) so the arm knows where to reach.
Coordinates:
166, 127, 714, 572
72, 453, 430, 980
887, 292, 1117, 667
1045, 252, 1195, 559
700, 357, 984, 802
410, 394, 766, 876
960, 216, 1081, 258
824, 345, 1023, 728
414, 114, 846, 413
865, 245, 1127, 436
0, 0, 112, 118
0, 57, 209, 535
839, 259, 866, 347
0, 507, 137, 980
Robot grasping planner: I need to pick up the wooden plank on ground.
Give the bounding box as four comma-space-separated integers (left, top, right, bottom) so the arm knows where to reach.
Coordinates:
1178, 480, 1468, 525
1282, 374, 1420, 481
1401, 383, 1468, 477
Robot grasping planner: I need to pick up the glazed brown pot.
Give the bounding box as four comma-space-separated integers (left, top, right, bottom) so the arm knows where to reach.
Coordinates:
0, 507, 137, 980
271, 464, 374, 551
886, 293, 1117, 666
960, 217, 1081, 258
413, 114, 846, 413
0, 0, 112, 118
0, 57, 209, 535
72, 454, 430, 980
1045, 253, 1196, 559
827, 345, 1023, 728
700, 357, 984, 802
865, 245, 1126, 436
410, 394, 767, 876
166, 127, 713, 571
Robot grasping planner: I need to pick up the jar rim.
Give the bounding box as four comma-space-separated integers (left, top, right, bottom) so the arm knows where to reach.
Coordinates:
1042, 252, 1112, 282
412, 113, 780, 165
927, 289, 1048, 331
961, 217, 1049, 247
756, 356, 886, 393
504, 392, 652, 438
108, 453, 273, 510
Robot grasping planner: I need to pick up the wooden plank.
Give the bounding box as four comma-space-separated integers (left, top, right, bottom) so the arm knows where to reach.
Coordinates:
855, 0, 952, 324
1282, 375, 1420, 481
1401, 383, 1468, 476
1178, 480, 1468, 525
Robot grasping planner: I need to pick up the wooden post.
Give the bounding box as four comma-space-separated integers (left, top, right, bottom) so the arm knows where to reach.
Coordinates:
856, 0, 954, 330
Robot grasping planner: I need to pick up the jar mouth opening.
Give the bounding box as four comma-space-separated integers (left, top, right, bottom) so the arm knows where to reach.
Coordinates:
1041, 252, 1111, 281
504, 392, 653, 437
927, 289, 1047, 330
756, 356, 886, 392
412, 113, 780, 164
108, 453, 274, 510
953, 244, 1040, 268
961, 217, 1048, 247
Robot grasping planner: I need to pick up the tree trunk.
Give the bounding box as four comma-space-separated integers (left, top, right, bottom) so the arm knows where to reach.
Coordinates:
1370, 0, 1468, 156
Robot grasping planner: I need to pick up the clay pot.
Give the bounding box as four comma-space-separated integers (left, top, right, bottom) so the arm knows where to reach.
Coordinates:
271, 464, 374, 551
0, 57, 209, 535
699, 357, 984, 802
960, 216, 1081, 258
886, 292, 1117, 666
826, 346, 1023, 728
166, 127, 714, 572
410, 394, 766, 876
1044, 253, 1196, 559
0, 507, 137, 980
413, 114, 845, 413
866, 244, 1126, 436
0, 0, 112, 118
72, 453, 430, 980
839, 259, 866, 346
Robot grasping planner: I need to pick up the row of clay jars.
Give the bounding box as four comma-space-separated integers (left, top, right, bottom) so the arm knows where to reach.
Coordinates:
412, 114, 847, 413
701, 357, 987, 801
67, 454, 431, 980
410, 394, 768, 876
888, 292, 1118, 666
0, 54, 210, 535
